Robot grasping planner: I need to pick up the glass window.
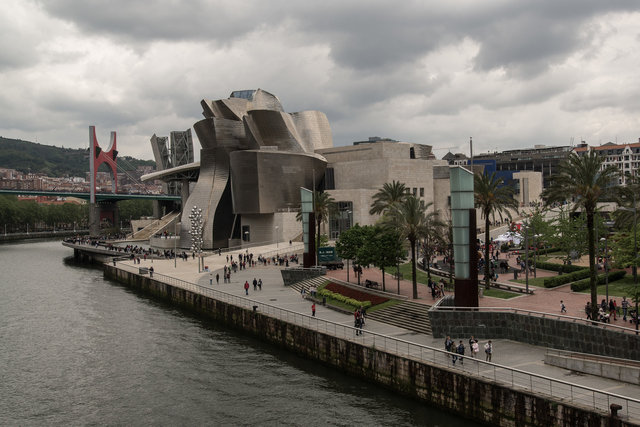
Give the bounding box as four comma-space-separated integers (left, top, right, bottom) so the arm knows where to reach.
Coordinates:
412, 188, 417, 196
420, 187, 424, 197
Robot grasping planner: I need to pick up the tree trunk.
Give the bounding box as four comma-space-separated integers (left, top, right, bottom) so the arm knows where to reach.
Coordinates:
485, 213, 491, 289
316, 217, 321, 266
411, 238, 418, 299
381, 267, 386, 292
587, 211, 598, 320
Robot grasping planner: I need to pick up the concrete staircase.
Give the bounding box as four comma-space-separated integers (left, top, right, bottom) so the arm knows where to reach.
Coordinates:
289, 276, 433, 335
366, 300, 433, 335
128, 211, 180, 241
289, 276, 329, 294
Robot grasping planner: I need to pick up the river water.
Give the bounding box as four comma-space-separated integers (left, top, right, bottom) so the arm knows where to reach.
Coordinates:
0, 240, 476, 426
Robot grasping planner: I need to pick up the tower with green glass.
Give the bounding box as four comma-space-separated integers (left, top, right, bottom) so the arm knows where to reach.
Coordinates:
449, 166, 479, 307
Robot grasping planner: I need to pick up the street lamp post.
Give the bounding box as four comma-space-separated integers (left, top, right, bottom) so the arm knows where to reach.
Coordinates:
524, 223, 529, 294
600, 237, 609, 304
634, 198, 638, 333
174, 220, 178, 268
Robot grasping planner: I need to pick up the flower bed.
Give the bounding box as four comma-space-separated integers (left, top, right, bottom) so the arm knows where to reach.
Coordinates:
323, 282, 389, 306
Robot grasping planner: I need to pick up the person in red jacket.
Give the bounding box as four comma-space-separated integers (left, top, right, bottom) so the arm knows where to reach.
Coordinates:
244, 281, 249, 295
312, 303, 316, 317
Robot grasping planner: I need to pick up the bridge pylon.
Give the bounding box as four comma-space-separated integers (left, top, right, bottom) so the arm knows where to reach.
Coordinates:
89, 126, 118, 236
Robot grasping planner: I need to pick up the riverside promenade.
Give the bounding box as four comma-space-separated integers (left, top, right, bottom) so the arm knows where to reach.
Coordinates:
103, 242, 640, 424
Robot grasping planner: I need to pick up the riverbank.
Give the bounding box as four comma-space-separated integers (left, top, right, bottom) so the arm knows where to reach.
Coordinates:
0, 230, 88, 243
91, 243, 640, 426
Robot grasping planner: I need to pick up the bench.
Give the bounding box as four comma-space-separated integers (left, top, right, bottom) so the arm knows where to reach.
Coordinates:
364, 279, 380, 290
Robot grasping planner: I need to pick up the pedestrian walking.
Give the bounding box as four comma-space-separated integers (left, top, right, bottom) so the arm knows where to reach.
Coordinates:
585, 302, 592, 320
622, 296, 629, 321
216, 273, 219, 284
560, 300, 566, 313
609, 299, 617, 321
149, 266, 154, 278
484, 340, 493, 362
312, 303, 316, 317
244, 281, 249, 295
456, 341, 465, 365
253, 278, 257, 291
469, 336, 478, 358
258, 279, 262, 290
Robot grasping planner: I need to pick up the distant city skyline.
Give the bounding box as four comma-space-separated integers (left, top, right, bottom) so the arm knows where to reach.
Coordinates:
1, 1, 639, 160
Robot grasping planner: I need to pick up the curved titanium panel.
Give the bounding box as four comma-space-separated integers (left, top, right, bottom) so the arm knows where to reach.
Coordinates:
230, 150, 327, 214
290, 111, 333, 152
244, 110, 304, 153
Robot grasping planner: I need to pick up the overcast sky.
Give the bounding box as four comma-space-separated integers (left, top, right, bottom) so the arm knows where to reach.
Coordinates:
2, 0, 640, 160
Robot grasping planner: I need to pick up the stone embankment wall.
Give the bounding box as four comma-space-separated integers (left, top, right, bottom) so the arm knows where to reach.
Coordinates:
104, 265, 635, 427
280, 267, 326, 286
430, 310, 640, 361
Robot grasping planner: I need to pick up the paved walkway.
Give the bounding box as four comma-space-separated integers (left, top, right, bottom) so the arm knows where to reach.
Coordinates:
113, 243, 640, 420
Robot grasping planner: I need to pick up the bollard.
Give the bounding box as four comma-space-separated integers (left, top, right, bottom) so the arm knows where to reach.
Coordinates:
253, 305, 258, 312
610, 403, 622, 418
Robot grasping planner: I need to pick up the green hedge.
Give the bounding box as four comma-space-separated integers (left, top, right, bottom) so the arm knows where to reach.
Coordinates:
543, 269, 591, 288
570, 270, 626, 292
536, 260, 587, 274
318, 288, 372, 309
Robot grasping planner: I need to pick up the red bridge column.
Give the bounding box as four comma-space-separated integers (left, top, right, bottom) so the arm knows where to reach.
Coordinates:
89, 126, 118, 236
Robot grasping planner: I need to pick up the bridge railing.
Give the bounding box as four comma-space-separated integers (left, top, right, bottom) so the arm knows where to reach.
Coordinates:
112, 262, 640, 421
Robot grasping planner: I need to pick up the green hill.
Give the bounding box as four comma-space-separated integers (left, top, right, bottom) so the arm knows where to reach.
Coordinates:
0, 137, 155, 177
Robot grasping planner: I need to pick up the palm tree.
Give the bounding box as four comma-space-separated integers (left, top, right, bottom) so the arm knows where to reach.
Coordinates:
474, 172, 519, 288
369, 180, 408, 216
385, 196, 434, 299
542, 150, 619, 319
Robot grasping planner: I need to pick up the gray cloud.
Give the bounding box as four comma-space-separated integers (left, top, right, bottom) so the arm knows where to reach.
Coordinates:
1, 1, 640, 159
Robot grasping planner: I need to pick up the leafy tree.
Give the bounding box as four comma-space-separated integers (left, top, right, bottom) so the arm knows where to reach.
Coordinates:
335, 224, 367, 283
420, 209, 446, 280
117, 199, 153, 225
474, 172, 518, 288
548, 207, 588, 265
542, 150, 619, 319
358, 225, 404, 292
614, 174, 640, 281
611, 229, 640, 270
369, 180, 408, 216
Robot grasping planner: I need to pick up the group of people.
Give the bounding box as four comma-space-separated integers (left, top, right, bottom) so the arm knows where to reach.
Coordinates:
354, 306, 366, 335
257, 254, 299, 267
428, 278, 446, 299
584, 297, 637, 324
445, 336, 493, 364
243, 277, 263, 295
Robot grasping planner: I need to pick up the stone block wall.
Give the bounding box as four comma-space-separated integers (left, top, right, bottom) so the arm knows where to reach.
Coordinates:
104, 265, 637, 426
280, 267, 326, 286
429, 310, 640, 361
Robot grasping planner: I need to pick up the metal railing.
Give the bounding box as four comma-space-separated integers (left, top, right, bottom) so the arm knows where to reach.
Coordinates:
431, 305, 640, 335
112, 262, 640, 421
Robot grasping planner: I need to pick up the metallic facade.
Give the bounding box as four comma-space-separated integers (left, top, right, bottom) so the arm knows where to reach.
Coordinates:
147, 89, 333, 249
